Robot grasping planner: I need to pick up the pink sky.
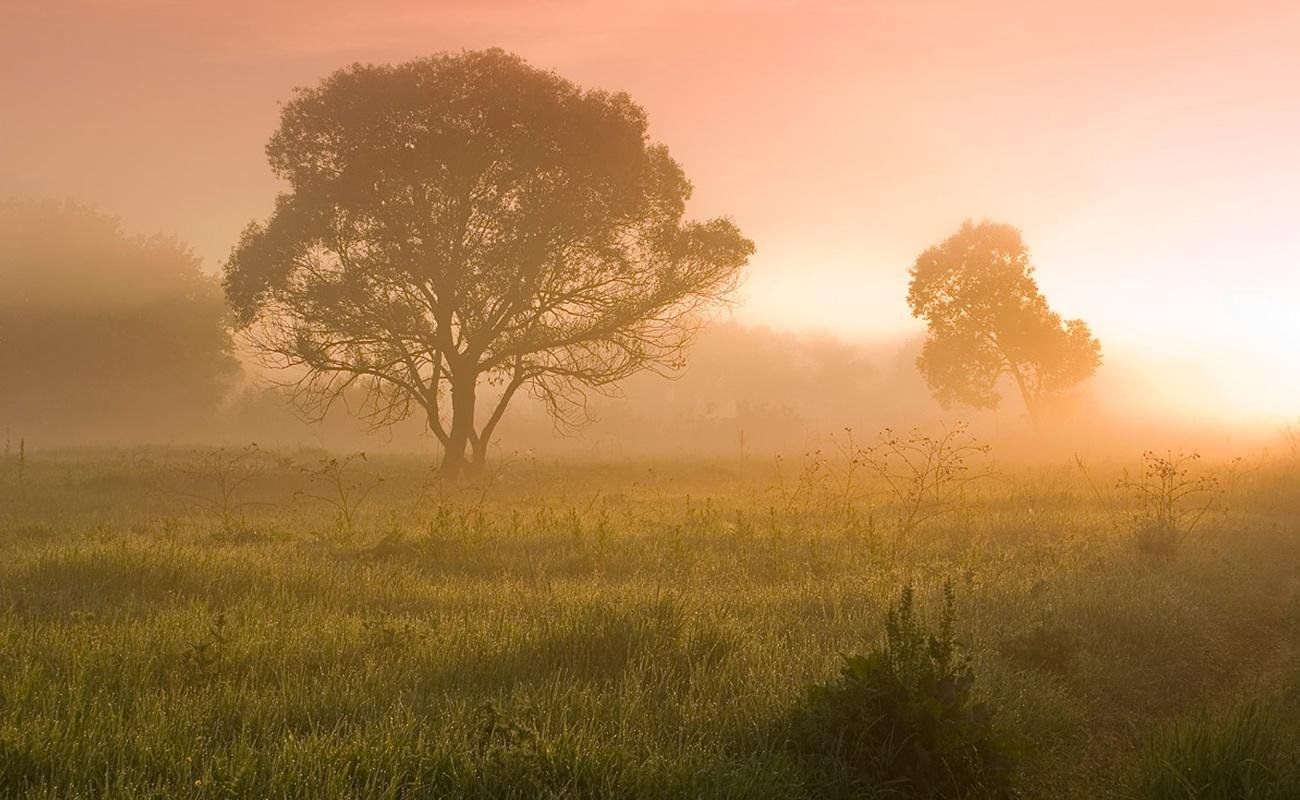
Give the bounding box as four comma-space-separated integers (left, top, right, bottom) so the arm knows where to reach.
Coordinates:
3, 0, 1298, 421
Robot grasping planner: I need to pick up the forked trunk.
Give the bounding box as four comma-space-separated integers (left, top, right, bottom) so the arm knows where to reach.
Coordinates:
469, 437, 490, 475
438, 445, 469, 478
439, 377, 478, 478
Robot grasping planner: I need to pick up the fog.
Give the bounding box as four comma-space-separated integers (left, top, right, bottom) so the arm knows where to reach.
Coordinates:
0, 196, 1287, 466
1, 3, 1295, 465
222, 328, 1288, 462
6, 8, 1300, 797
4, 1, 1298, 447
4, 305, 1275, 465
0, 198, 1284, 461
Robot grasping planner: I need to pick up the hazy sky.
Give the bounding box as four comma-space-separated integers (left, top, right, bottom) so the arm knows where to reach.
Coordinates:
3, 0, 1297, 422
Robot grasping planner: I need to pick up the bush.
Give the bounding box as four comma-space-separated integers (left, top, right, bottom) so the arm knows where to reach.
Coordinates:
1118, 451, 1221, 558
1134, 703, 1300, 799
790, 583, 1017, 799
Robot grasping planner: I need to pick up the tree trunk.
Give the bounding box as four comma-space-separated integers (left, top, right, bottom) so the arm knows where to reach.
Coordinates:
1006, 361, 1041, 431
469, 437, 490, 475
439, 376, 477, 478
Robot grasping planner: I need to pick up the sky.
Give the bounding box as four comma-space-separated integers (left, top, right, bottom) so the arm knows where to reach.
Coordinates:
2, 0, 1297, 424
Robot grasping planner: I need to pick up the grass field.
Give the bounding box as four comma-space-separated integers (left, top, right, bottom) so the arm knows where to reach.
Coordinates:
1, 442, 1298, 798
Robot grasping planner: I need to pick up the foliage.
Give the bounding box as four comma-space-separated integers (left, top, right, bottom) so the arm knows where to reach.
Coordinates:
0, 198, 237, 439
1133, 703, 1300, 799
224, 49, 753, 476
1117, 450, 1221, 557
791, 583, 1017, 798
906, 220, 1101, 426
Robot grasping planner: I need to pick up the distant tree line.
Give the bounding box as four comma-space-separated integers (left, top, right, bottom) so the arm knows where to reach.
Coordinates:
0, 199, 237, 439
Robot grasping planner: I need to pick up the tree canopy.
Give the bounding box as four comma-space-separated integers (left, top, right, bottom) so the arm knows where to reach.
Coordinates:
0, 198, 237, 440
224, 49, 753, 475
907, 220, 1101, 426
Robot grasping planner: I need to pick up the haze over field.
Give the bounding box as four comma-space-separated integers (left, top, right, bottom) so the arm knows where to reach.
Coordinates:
6, 5, 1300, 800
3, 0, 1297, 440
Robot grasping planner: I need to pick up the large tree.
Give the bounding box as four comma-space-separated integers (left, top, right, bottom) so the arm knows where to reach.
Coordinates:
0, 198, 237, 440
906, 220, 1101, 426
225, 50, 753, 475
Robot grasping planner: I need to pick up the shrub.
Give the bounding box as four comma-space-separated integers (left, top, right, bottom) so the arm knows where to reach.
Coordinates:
858, 423, 994, 541
790, 583, 1017, 799
1118, 450, 1221, 558
1134, 703, 1300, 799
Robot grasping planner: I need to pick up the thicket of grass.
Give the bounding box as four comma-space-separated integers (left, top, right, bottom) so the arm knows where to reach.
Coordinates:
0, 446, 1297, 798
1132, 702, 1300, 800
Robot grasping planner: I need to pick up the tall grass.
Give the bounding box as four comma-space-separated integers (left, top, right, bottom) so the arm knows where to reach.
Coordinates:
0, 447, 1297, 798
1133, 704, 1300, 799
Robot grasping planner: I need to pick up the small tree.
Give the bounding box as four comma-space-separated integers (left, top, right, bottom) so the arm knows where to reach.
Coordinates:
225, 50, 753, 476
907, 220, 1100, 427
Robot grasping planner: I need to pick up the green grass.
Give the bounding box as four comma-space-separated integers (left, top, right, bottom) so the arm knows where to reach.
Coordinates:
0, 448, 1297, 798
1132, 702, 1300, 799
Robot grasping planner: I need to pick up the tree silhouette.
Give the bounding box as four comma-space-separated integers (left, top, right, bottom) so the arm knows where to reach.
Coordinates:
907, 220, 1100, 426
225, 50, 753, 476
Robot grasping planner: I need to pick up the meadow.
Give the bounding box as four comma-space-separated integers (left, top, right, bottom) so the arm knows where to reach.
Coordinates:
1, 436, 1298, 799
